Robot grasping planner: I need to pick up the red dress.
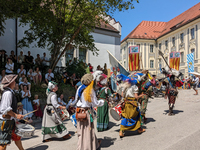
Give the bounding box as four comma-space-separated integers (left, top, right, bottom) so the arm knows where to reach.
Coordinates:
33, 99, 43, 117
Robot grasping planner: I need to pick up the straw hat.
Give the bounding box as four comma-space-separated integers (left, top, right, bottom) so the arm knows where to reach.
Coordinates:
17, 102, 23, 106
81, 73, 93, 85
1, 74, 18, 88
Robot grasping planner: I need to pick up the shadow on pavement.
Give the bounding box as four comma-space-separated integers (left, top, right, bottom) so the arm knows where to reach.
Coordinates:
163, 110, 184, 115
108, 121, 120, 130
98, 136, 117, 149
26, 145, 48, 150
22, 135, 39, 141
50, 131, 75, 141
145, 117, 156, 124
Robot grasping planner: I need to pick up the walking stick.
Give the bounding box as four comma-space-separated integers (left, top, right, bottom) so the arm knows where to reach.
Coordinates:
158, 50, 171, 69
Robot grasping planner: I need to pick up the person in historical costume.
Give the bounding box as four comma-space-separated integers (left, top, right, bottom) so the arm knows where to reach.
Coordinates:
42, 81, 70, 142
74, 73, 104, 150
119, 81, 146, 138
0, 74, 24, 150
165, 75, 179, 116
192, 75, 199, 95
96, 74, 112, 132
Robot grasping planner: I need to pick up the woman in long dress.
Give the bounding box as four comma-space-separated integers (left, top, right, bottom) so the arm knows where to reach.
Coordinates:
21, 85, 33, 118
74, 73, 104, 150
42, 81, 71, 142
96, 74, 112, 132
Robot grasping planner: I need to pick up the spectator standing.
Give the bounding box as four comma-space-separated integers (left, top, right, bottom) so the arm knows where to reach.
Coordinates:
34, 67, 42, 85
5, 58, 14, 74
41, 52, 49, 72
21, 85, 33, 118
45, 69, 54, 84
18, 51, 25, 64
35, 54, 42, 67
17, 64, 26, 77
0, 49, 7, 69
10, 50, 17, 71
25, 51, 34, 70
32, 95, 43, 120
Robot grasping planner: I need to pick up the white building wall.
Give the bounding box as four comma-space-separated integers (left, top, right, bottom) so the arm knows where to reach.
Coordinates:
89, 32, 117, 70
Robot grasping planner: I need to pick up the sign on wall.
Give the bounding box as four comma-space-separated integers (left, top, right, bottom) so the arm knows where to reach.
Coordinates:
129, 46, 140, 54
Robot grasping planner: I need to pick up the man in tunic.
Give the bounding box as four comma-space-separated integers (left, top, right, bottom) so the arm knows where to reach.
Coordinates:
0, 74, 24, 150
42, 81, 71, 142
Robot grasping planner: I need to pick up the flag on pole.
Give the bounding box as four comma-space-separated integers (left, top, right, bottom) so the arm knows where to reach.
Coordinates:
169, 52, 180, 70
129, 53, 140, 71
187, 53, 194, 75
107, 50, 129, 92
128, 46, 140, 71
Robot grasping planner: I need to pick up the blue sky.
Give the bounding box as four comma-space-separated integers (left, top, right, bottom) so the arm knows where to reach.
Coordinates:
112, 0, 200, 41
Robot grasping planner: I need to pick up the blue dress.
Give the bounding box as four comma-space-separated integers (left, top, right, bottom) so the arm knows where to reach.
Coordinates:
21, 91, 33, 118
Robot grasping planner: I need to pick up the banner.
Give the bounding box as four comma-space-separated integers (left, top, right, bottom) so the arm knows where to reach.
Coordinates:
169, 52, 180, 70
129, 53, 140, 71
187, 53, 194, 74
107, 50, 129, 92
128, 46, 140, 71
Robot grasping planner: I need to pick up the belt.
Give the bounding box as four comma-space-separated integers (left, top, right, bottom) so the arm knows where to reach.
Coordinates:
47, 104, 53, 106
77, 107, 89, 111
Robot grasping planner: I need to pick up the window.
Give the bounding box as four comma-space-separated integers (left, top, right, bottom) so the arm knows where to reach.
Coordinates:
181, 52, 184, 63
150, 60, 154, 68
172, 37, 175, 47
159, 43, 161, 50
191, 28, 195, 39
150, 45, 154, 53
79, 48, 86, 62
191, 49, 195, 53
180, 33, 184, 43
165, 40, 168, 49
66, 47, 74, 62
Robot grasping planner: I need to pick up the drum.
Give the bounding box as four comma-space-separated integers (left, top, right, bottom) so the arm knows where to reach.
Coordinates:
110, 103, 122, 121
15, 122, 35, 138
59, 109, 70, 121
70, 113, 77, 128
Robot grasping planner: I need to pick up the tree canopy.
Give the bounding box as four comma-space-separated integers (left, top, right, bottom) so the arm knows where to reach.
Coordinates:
0, 0, 139, 70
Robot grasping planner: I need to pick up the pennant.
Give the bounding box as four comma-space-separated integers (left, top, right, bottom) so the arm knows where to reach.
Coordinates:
129, 53, 140, 71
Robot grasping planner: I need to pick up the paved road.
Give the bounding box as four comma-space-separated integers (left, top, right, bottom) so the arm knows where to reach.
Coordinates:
8, 89, 200, 150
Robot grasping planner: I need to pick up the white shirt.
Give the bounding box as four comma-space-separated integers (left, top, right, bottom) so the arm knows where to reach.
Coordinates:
45, 73, 54, 81
0, 88, 14, 120
125, 85, 138, 98
34, 71, 41, 76
41, 56, 49, 65
57, 98, 66, 106
193, 77, 199, 85
5, 63, 14, 73
51, 95, 61, 108
17, 69, 26, 75
21, 90, 31, 98
74, 86, 104, 108
33, 99, 40, 105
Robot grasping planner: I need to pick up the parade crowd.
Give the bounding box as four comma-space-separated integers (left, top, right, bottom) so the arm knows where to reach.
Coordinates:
0, 49, 199, 150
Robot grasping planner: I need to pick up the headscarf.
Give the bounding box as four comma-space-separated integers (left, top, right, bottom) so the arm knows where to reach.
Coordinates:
46, 81, 58, 96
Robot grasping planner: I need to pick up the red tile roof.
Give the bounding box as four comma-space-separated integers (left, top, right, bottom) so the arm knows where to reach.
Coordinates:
96, 20, 119, 33
121, 2, 200, 43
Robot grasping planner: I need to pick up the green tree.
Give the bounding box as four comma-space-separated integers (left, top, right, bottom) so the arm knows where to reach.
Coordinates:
0, 0, 139, 70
